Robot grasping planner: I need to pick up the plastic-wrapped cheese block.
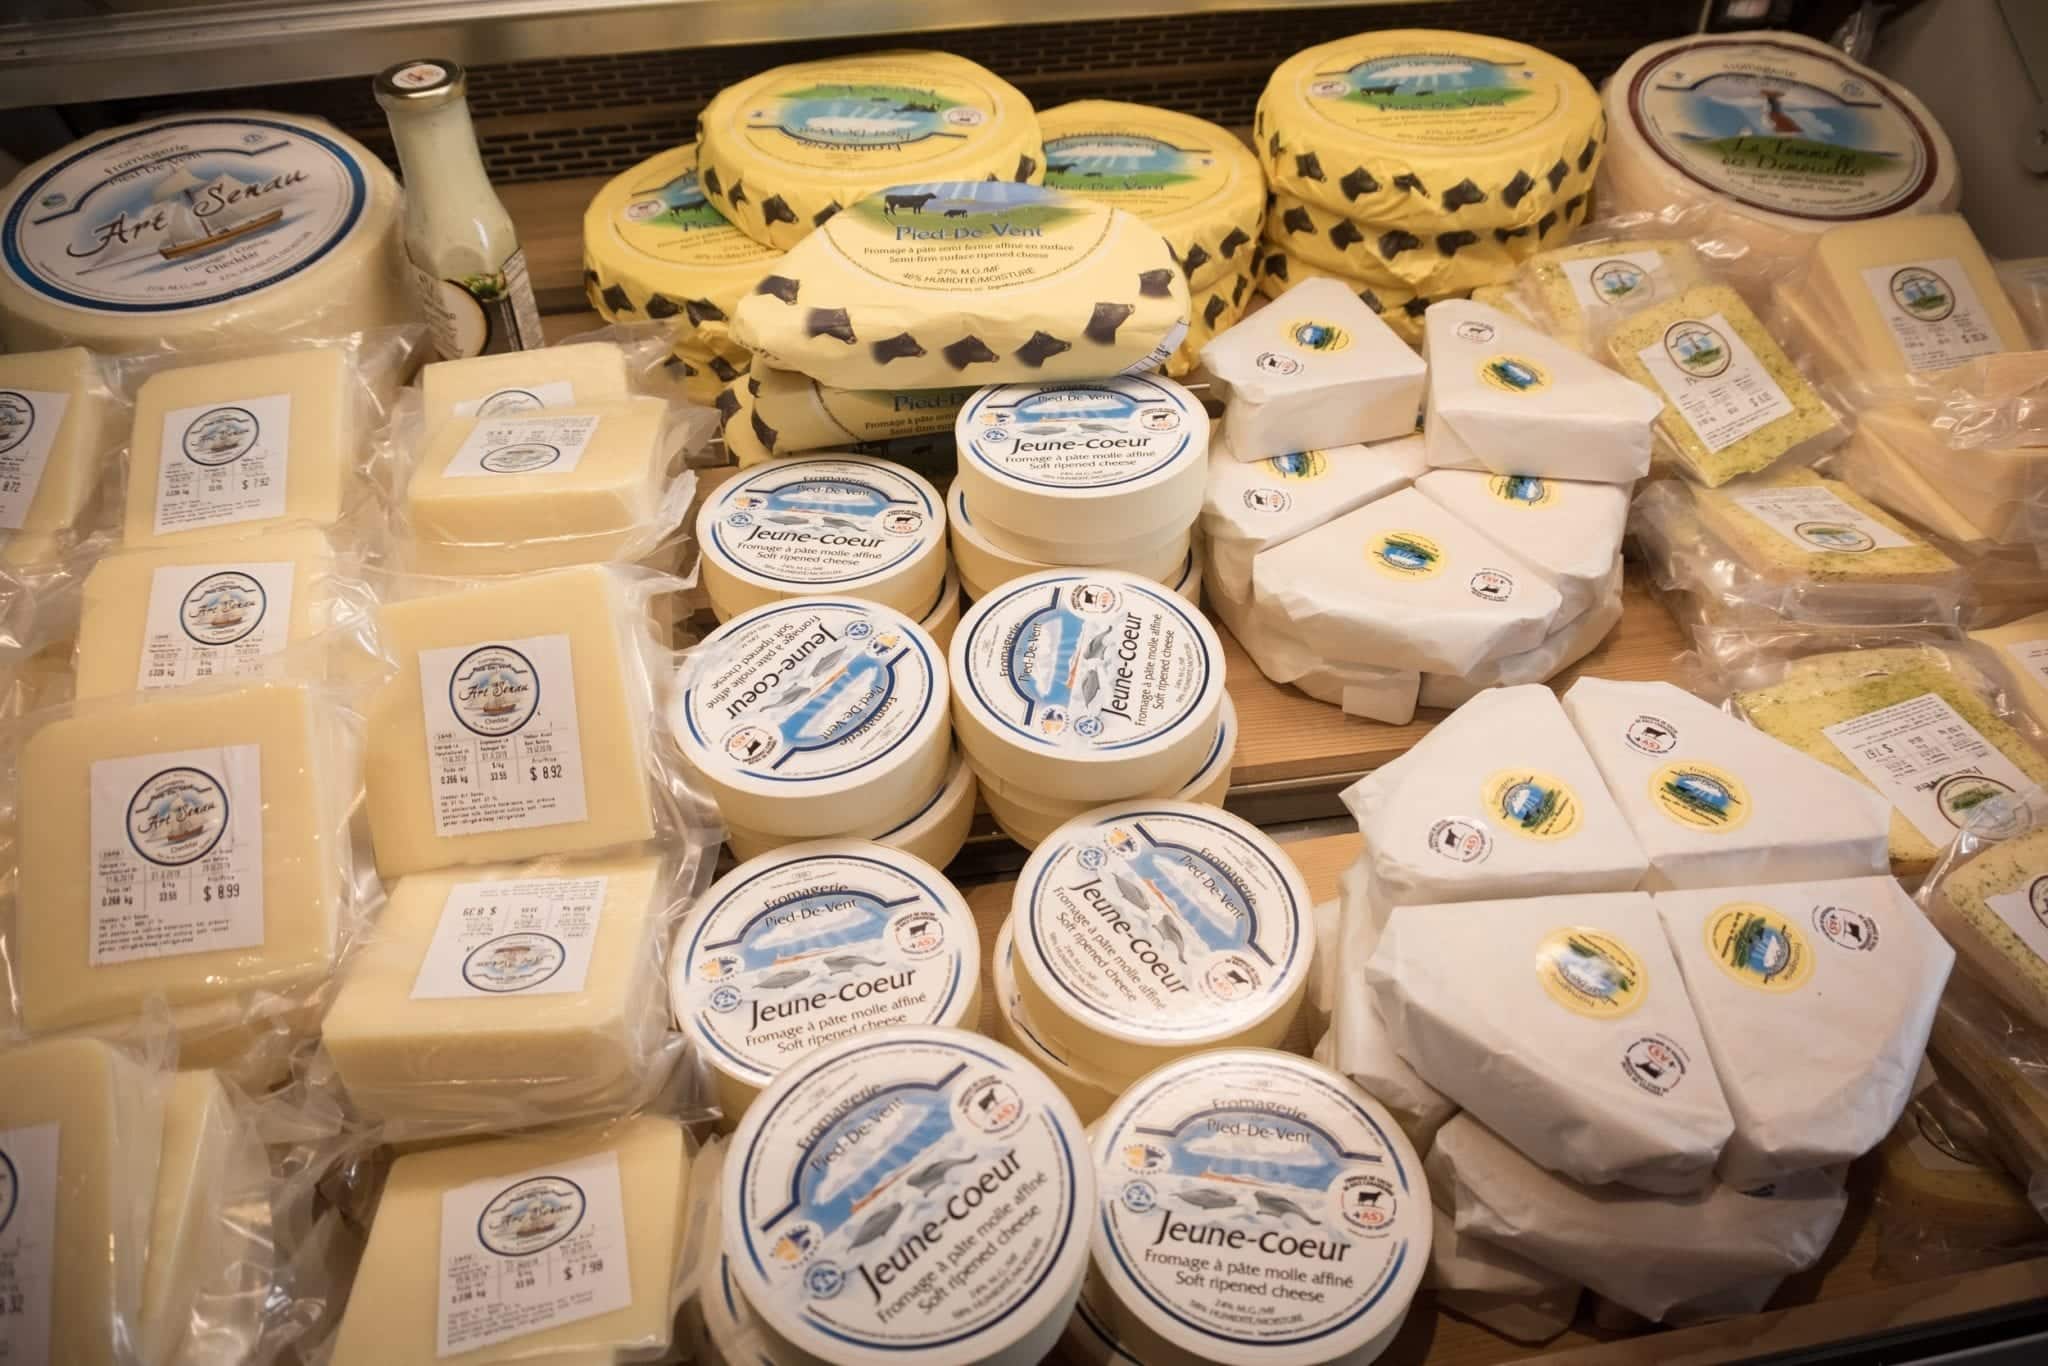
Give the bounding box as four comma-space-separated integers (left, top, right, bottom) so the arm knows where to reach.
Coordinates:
581, 142, 781, 359
723, 1028, 1092, 1366
671, 842, 981, 1124
1085, 1050, 1431, 1366
730, 182, 1186, 390
0, 1038, 167, 1366
1342, 684, 1647, 912
1038, 101, 1265, 292
1202, 432, 1423, 602
1422, 300, 1664, 485
1517, 237, 1705, 351
1256, 30, 1603, 232
15, 679, 348, 1049
1561, 677, 1892, 890
1917, 791, 2048, 1032
417, 341, 632, 431
124, 347, 362, 547
366, 565, 661, 877
1415, 567, 1622, 710
73, 525, 358, 698
322, 855, 670, 1129
1805, 214, 2025, 378
1655, 877, 1952, 1185
0, 347, 118, 567
141, 1070, 268, 1366
1415, 469, 1626, 623
675, 596, 950, 838
990, 916, 1124, 1124
717, 364, 977, 460
1265, 190, 1545, 297
1860, 406, 2046, 547
1428, 1209, 1581, 1347
1606, 284, 1843, 487
1974, 612, 2048, 726
1370, 892, 1733, 1192
1428, 1115, 1847, 1325
1732, 646, 2048, 875
1252, 487, 1564, 675
947, 484, 1190, 591
696, 51, 1043, 250
1203, 277, 1425, 460
954, 374, 1208, 548
950, 570, 1225, 802
403, 396, 674, 576
0, 112, 408, 354
329, 1116, 691, 1365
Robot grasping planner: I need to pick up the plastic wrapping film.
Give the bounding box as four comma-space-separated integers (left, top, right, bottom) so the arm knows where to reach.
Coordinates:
1874, 1076, 2048, 1280
1492, 224, 1712, 353
1916, 785, 2048, 1034
1927, 969, 2048, 1227
0, 675, 371, 1078
2001, 259, 2048, 348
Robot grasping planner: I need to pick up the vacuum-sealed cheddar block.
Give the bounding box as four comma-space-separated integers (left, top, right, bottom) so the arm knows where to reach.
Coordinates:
1974, 611, 2048, 727
1861, 406, 2046, 547
365, 565, 658, 877
73, 525, 344, 698
1692, 468, 1962, 588
403, 396, 670, 576
418, 341, 632, 429
1808, 214, 2026, 376
124, 347, 359, 545
16, 680, 344, 1038
329, 1116, 690, 1365
0, 346, 116, 566
322, 855, 668, 1125
0, 1037, 167, 1366
141, 1070, 267, 1366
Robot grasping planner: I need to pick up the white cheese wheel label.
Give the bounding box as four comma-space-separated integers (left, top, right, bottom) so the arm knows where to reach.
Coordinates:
437, 1150, 634, 1355
1091, 1051, 1429, 1363
706, 458, 941, 590
417, 633, 589, 837
1859, 258, 2007, 373
0, 388, 66, 530
676, 844, 977, 1088
1728, 485, 1913, 555
89, 744, 265, 965
961, 376, 1201, 491
1623, 38, 1944, 222
725, 1029, 1091, 1363
1016, 802, 1312, 1044
137, 560, 296, 690
153, 392, 291, 535
409, 873, 611, 1000
822, 182, 1107, 292
0, 1123, 58, 1364
720, 59, 1016, 174
1635, 313, 1795, 454
443, 412, 602, 478
1822, 692, 2033, 845
2, 116, 377, 313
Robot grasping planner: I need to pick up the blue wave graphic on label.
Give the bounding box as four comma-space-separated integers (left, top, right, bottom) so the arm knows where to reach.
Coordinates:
720, 622, 909, 770
1000, 584, 1141, 747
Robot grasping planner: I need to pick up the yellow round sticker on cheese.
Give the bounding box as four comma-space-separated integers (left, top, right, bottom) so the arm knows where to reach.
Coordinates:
1285, 318, 1352, 353
1486, 474, 1556, 508
1482, 769, 1582, 840
1536, 928, 1647, 1019
1705, 904, 1814, 993
1478, 355, 1550, 394
1649, 761, 1752, 833
1368, 529, 1445, 578
1262, 449, 1330, 481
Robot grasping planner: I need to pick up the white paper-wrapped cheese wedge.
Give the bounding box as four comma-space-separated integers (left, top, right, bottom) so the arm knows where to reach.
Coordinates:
1417, 567, 1623, 710
1341, 684, 1646, 913
1560, 677, 1893, 890
1427, 1209, 1582, 1347
1207, 580, 1420, 725
1201, 432, 1423, 602
1369, 892, 1733, 1193
1415, 469, 1627, 623
1655, 877, 1953, 1186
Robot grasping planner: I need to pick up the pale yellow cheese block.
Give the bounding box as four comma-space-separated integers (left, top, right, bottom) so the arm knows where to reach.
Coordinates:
73, 525, 342, 699
124, 347, 359, 547
417, 342, 633, 430
365, 565, 658, 877
0, 1037, 167, 1366
328, 1116, 690, 1365
0, 346, 117, 566
1809, 213, 2028, 377
16, 680, 344, 1037
141, 1070, 266, 1366
321, 855, 667, 1123
1973, 611, 2048, 727
404, 397, 669, 576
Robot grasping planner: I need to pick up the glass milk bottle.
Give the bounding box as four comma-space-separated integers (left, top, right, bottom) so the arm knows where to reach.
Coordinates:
374, 59, 544, 359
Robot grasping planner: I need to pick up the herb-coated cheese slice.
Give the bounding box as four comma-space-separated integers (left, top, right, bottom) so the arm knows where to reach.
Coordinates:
1415, 467, 1626, 622
1370, 891, 1733, 1193
1423, 299, 1664, 485
1518, 237, 1705, 351
1921, 806, 2048, 1033
1688, 467, 1964, 592
1202, 433, 1424, 602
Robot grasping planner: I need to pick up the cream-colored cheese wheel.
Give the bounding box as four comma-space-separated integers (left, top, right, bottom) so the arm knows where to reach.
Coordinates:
1011, 799, 1315, 1087
991, 916, 1124, 1124
1253, 243, 1430, 345
1170, 267, 1257, 379
918, 564, 962, 653
716, 366, 976, 460
1038, 101, 1266, 292
955, 374, 1209, 548
1266, 189, 1566, 295
697, 50, 1044, 250
581, 140, 781, 356
0, 112, 409, 354
697, 455, 947, 619
951, 570, 1226, 802
948, 485, 1194, 595
1088, 1049, 1430, 1365
1256, 31, 1603, 231
723, 745, 977, 871
1600, 32, 1961, 264
672, 841, 981, 1127
672, 597, 950, 837
723, 1026, 1093, 1366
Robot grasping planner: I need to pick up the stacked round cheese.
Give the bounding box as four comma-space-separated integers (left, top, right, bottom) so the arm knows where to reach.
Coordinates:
1254, 30, 1605, 333
950, 375, 1209, 600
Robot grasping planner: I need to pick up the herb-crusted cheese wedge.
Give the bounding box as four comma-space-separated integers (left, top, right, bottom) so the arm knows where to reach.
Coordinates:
1692, 469, 1960, 585
1522, 237, 1703, 351
1923, 822, 2048, 1032
1607, 284, 1843, 487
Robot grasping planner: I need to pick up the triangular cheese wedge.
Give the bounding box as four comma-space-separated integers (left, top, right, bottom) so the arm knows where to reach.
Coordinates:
1420, 566, 1623, 711
1416, 468, 1627, 623
1423, 299, 1664, 484
1206, 577, 1420, 723
1253, 487, 1564, 674
1369, 891, 1733, 1193
1343, 684, 1647, 912
1561, 677, 1893, 890
1201, 433, 1422, 602
1654, 877, 1953, 1187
